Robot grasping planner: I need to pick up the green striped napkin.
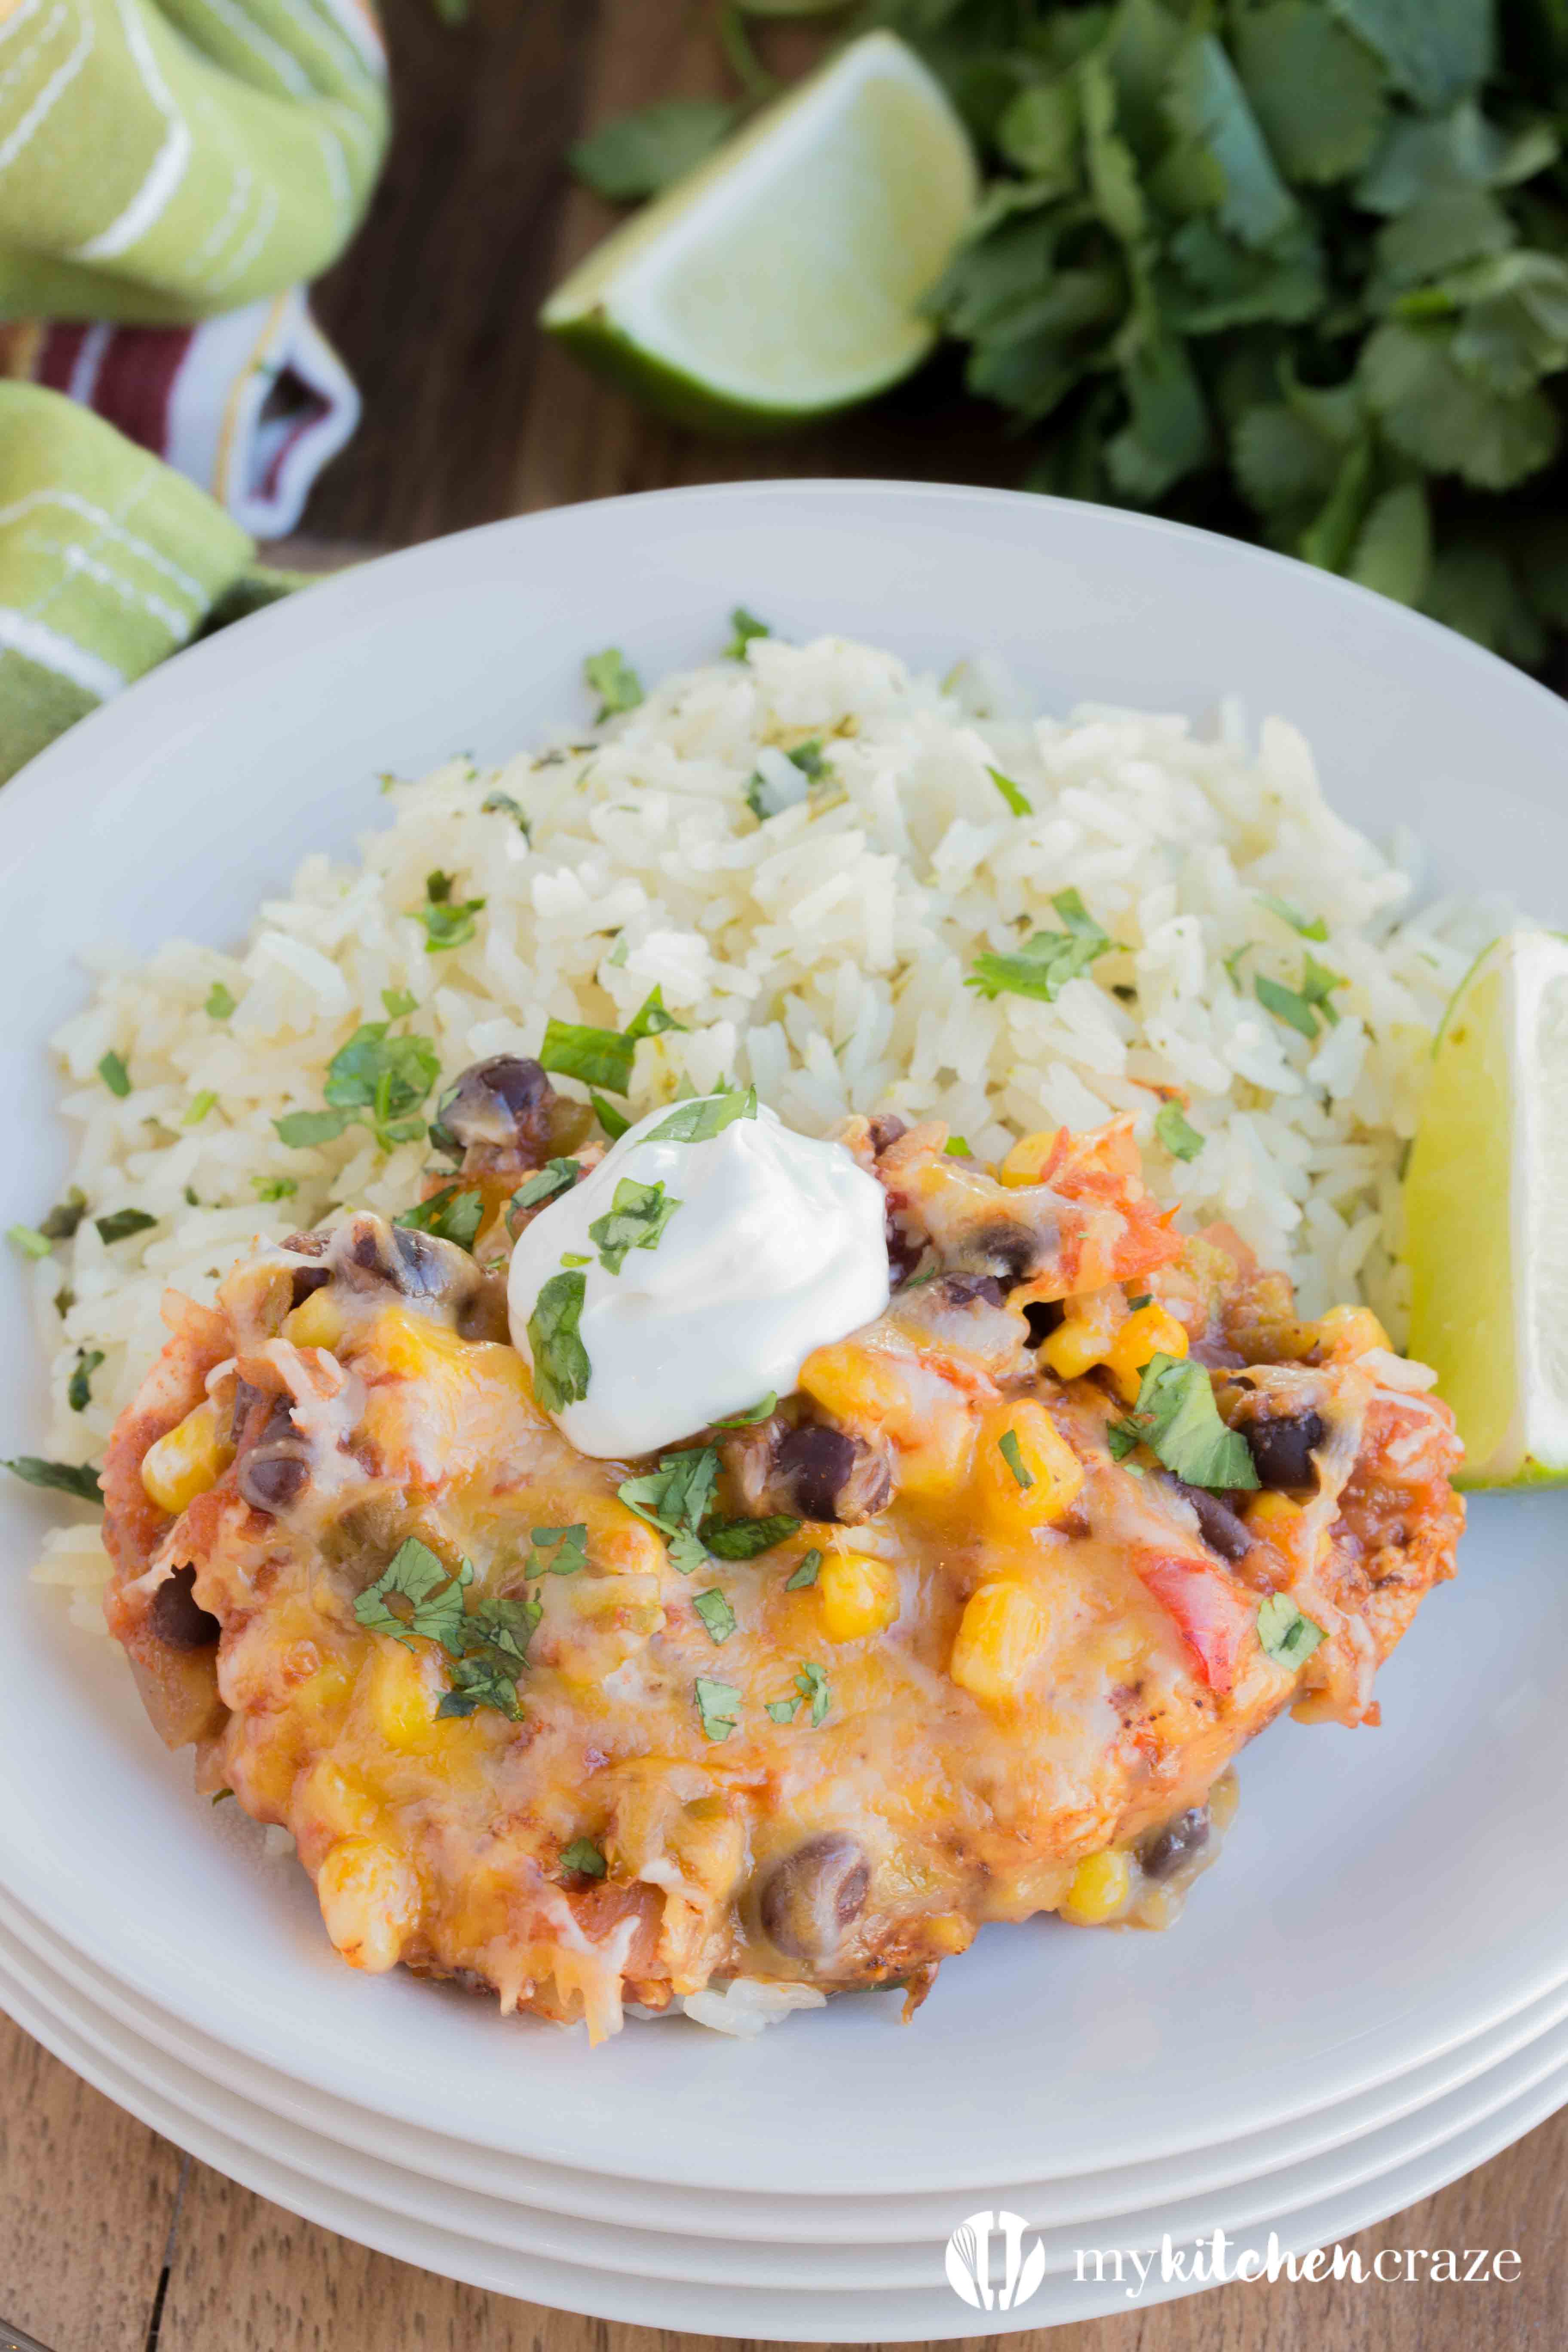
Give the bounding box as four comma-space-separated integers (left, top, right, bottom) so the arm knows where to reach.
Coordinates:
0, 384, 301, 781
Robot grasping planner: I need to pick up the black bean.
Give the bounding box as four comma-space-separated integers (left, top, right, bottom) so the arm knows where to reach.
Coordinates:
238, 1444, 310, 1514
438, 1056, 554, 1149
1245, 1410, 1325, 1490
776, 1425, 858, 1520
1139, 1807, 1211, 1883
868, 1113, 907, 1154
1175, 1481, 1255, 1563
282, 1231, 329, 1258
937, 1274, 1007, 1308
289, 1265, 331, 1310
758, 1833, 870, 1959
1024, 1299, 1065, 1347
149, 1565, 220, 1650
334, 1213, 476, 1306
391, 1225, 451, 1298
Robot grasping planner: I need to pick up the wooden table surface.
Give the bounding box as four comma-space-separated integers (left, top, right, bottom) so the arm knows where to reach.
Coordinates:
3, 2, 1563, 2345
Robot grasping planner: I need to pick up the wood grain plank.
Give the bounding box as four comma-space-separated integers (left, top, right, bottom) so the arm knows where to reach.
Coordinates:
0, 2013, 182, 2352
151, 2101, 1566, 2352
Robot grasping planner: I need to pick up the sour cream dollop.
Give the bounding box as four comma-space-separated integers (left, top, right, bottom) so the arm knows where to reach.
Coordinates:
507, 1096, 891, 1458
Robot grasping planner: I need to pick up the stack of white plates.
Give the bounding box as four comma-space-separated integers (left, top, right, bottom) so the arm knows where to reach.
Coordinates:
3, 486, 1567, 2336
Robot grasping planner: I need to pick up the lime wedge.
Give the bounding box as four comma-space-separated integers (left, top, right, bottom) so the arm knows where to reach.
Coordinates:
541, 32, 978, 432
1405, 929, 1568, 1487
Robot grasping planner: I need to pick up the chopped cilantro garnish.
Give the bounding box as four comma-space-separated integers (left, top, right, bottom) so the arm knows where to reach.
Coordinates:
591, 1091, 631, 1140
1155, 1102, 1204, 1162
560, 1837, 606, 1878
68, 1349, 104, 1413
998, 1429, 1033, 1489
205, 983, 236, 1020
745, 738, 830, 819
539, 1018, 637, 1095
944, 1135, 971, 1157
95, 1208, 157, 1245
413, 871, 486, 953
694, 1675, 741, 1742
693, 1587, 738, 1644
647, 1087, 757, 1145
254, 1176, 297, 1202
274, 1109, 352, 1149
1127, 1294, 1152, 1311
184, 1090, 217, 1127
703, 1513, 799, 1560
355, 1537, 539, 1722
785, 1548, 822, 1590
726, 606, 770, 658
508, 1160, 578, 1225
354, 1537, 470, 1650
1256, 892, 1328, 943
527, 1270, 591, 1412
623, 985, 686, 1043
713, 1392, 777, 1428
1300, 952, 1347, 1028
4, 1455, 102, 1504
619, 1446, 719, 1574
276, 1022, 441, 1155
584, 646, 643, 720
988, 765, 1032, 817
560, 1251, 591, 1267
394, 1183, 485, 1250
769, 1660, 830, 1728
967, 889, 1111, 1003
1224, 942, 1253, 988
97, 1050, 131, 1097
588, 1176, 681, 1274
39, 1189, 86, 1242
481, 790, 530, 836
1257, 1592, 1326, 1667
381, 987, 417, 1019
528, 1524, 588, 1577
1109, 1354, 1259, 1492
606, 934, 629, 967
7, 1225, 52, 1260
1257, 957, 1346, 1042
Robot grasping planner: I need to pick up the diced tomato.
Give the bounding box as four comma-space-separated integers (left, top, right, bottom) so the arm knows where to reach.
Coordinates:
1133, 1548, 1257, 1696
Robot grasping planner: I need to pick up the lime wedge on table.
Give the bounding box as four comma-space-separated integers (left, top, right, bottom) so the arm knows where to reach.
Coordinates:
1405, 931, 1568, 1488
541, 33, 978, 432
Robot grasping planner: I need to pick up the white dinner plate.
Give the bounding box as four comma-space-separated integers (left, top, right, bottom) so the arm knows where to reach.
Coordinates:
2, 1899, 1565, 2297
4, 1871, 1568, 2246
2, 1931, 1563, 2337
3, 484, 1568, 2201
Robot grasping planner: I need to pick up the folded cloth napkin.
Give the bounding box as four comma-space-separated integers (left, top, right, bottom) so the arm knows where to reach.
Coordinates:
0, 383, 307, 781
0, 0, 390, 530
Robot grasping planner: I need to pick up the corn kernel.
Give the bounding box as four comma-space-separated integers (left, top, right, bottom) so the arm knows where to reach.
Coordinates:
797, 1341, 908, 1433
998, 1130, 1058, 1188
1062, 1848, 1131, 1925
1105, 1302, 1189, 1403
949, 1580, 1049, 1706
1040, 1286, 1122, 1382
367, 1640, 438, 1753
315, 1834, 419, 1973
1247, 1491, 1303, 1533
1315, 1304, 1391, 1360
284, 1287, 343, 1352
818, 1552, 900, 1644
980, 1400, 1084, 1524
139, 1397, 231, 1515
364, 1303, 471, 1380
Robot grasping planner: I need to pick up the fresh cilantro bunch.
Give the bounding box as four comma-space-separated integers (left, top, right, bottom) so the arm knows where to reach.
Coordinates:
872, 0, 1568, 664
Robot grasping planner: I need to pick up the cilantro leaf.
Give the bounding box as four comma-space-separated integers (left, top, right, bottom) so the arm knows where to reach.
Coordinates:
695, 1675, 741, 1742
205, 983, 236, 1020
527, 1271, 591, 1413
713, 1392, 777, 1428
569, 97, 735, 202
619, 1446, 719, 1573
183, 1090, 217, 1127
987, 766, 1032, 817
588, 1176, 682, 1275
3, 1455, 103, 1504
95, 1209, 157, 1245
413, 885, 486, 953
529, 1523, 588, 1576
394, 1183, 486, 1250
560, 1836, 607, 1878
481, 791, 530, 836
623, 986, 686, 1042
584, 646, 643, 721
1109, 1354, 1260, 1491
702, 1513, 799, 1560
539, 1019, 635, 1095
97, 1050, 131, 1097
693, 1587, 738, 1644
322, 1023, 441, 1138
1255, 971, 1321, 1040
967, 889, 1111, 1002
354, 1538, 472, 1651
68, 1348, 104, 1412
1257, 1590, 1327, 1665
7, 1224, 52, 1260
726, 606, 770, 658
1256, 892, 1329, 941
254, 1177, 297, 1202
998, 1429, 1033, 1489
591, 1091, 631, 1140
39, 1189, 87, 1241
646, 1088, 757, 1144
784, 1547, 822, 1590
508, 1160, 579, 1223
1155, 1102, 1205, 1161
1235, 4, 1387, 186
274, 1109, 351, 1149
795, 1660, 830, 1728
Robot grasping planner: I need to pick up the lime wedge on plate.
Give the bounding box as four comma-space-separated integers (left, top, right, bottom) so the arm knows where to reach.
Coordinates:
1405, 929, 1568, 1487
541, 32, 978, 432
